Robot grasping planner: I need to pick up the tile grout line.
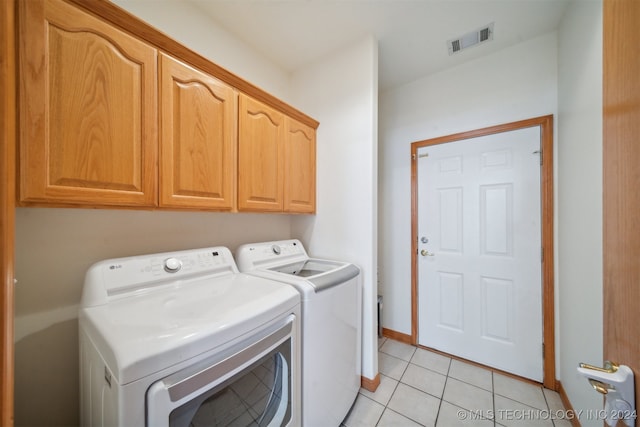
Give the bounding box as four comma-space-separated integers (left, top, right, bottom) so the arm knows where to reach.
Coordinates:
380, 342, 441, 426
373, 373, 401, 426
492, 371, 497, 427
433, 356, 453, 427
373, 339, 413, 426
376, 345, 420, 426
541, 385, 560, 427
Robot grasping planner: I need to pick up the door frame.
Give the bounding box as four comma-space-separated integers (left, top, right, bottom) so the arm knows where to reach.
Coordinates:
603, 0, 640, 414
1, 0, 16, 424
410, 115, 555, 390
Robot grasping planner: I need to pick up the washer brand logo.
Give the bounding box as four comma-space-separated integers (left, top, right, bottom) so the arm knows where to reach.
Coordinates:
109, 264, 122, 270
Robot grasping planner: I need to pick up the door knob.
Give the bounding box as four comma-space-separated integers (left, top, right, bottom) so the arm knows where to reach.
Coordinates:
420, 250, 435, 257
580, 361, 618, 374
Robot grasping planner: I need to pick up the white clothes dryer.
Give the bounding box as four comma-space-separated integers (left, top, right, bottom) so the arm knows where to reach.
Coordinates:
236, 240, 361, 427
79, 246, 301, 427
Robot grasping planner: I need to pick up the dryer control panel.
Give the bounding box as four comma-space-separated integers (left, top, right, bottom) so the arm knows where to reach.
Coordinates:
81, 247, 237, 307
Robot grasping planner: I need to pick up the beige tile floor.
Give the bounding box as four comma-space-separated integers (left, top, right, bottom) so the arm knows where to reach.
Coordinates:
342, 338, 572, 427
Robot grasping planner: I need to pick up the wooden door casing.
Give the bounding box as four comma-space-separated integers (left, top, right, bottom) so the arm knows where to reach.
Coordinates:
284, 118, 316, 213
159, 54, 237, 210
19, 0, 158, 207
238, 94, 285, 212
1, 0, 16, 424
603, 0, 640, 415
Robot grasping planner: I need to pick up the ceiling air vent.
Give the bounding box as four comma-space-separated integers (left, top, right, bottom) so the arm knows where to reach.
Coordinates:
447, 23, 494, 56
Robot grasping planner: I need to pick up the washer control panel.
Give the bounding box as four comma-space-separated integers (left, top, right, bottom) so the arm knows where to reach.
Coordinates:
236, 239, 308, 272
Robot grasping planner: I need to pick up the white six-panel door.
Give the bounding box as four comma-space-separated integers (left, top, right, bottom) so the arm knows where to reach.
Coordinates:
417, 126, 543, 381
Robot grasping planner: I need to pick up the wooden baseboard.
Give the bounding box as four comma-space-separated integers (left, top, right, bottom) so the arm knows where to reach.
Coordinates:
360, 373, 380, 392
557, 381, 581, 427
381, 328, 412, 345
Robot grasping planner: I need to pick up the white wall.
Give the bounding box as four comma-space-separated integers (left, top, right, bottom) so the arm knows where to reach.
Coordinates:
557, 1, 603, 424
13, 3, 294, 425
379, 32, 558, 335
112, 0, 292, 100
289, 36, 379, 380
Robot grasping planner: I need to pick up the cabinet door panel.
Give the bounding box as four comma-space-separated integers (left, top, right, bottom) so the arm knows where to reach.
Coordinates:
160, 54, 236, 209
238, 94, 284, 211
284, 118, 316, 213
19, 0, 157, 206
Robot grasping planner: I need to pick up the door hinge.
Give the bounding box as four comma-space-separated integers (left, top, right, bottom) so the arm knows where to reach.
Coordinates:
542, 343, 545, 358
541, 247, 544, 262
533, 149, 543, 165
412, 153, 416, 161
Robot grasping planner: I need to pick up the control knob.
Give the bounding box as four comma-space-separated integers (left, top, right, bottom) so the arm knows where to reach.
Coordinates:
164, 257, 182, 273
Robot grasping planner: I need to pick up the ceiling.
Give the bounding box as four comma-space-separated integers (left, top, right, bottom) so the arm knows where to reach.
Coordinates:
186, 0, 570, 91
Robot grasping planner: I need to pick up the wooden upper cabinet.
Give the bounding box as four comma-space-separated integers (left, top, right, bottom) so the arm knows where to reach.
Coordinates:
18, 0, 158, 206
159, 54, 236, 210
238, 94, 285, 212
284, 118, 316, 213
17, 0, 318, 213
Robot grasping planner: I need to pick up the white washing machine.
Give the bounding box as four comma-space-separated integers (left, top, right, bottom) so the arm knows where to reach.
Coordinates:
79, 246, 301, 427
236, 239, 361, 427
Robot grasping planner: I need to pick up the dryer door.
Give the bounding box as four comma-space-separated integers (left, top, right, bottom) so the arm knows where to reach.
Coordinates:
146, 315, 297, 427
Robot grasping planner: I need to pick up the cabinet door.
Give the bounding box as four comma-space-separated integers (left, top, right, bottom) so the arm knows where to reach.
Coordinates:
284, 118, 316, 213
238, 94, 285, 212
159, 54, 236, 209
19, 0, 158, 206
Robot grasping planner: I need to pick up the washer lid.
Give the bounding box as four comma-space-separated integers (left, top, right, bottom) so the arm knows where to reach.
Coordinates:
268, 259, 361, 292
79, 272, 299, 385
